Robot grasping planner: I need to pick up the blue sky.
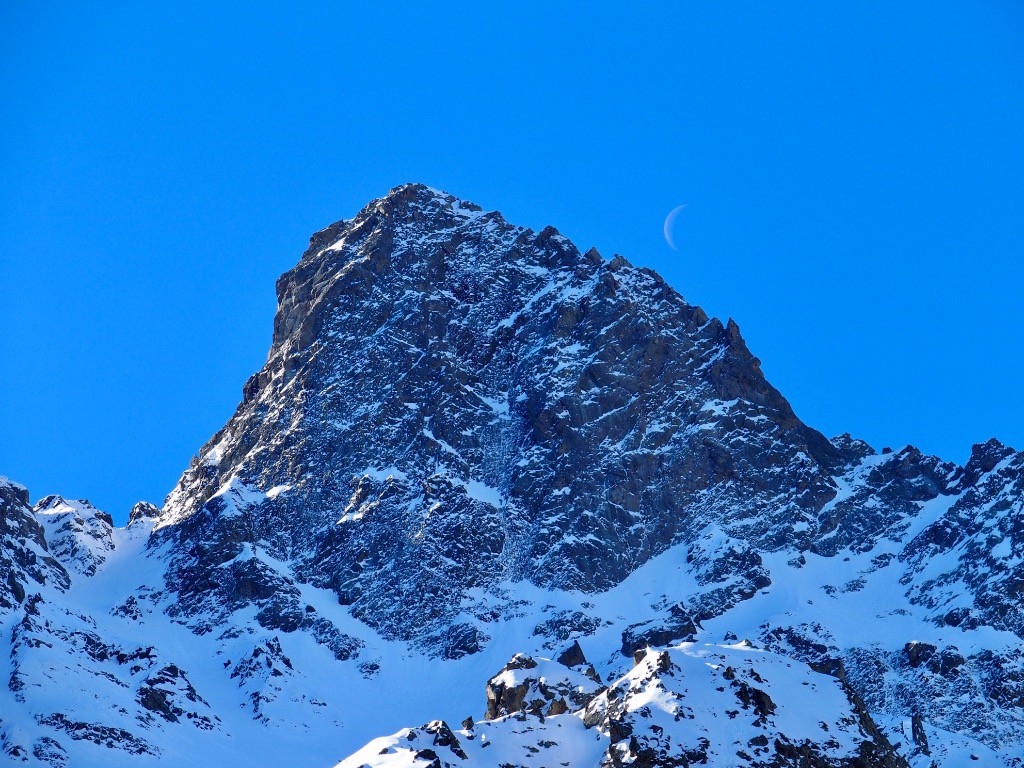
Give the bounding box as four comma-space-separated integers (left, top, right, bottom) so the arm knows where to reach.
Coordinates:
2, 3, 1023, 521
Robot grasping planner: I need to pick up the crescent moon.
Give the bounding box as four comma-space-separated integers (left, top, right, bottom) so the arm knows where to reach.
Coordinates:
663, 204, 688, 251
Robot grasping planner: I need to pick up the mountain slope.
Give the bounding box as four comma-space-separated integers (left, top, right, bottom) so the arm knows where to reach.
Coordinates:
1, 185, 1021, 767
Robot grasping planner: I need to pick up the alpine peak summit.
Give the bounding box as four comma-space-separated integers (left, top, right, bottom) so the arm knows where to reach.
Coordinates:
1, 185, 1022, 768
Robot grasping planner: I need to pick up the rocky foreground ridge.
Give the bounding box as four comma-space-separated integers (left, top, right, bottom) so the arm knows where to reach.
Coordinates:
1, 184, 1022, 767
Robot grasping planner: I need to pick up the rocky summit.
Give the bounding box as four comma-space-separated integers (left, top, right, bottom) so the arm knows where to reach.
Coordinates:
0, 184, 1022, 767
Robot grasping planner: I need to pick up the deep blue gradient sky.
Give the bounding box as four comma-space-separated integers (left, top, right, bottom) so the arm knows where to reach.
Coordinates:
2, 3, 1023, 522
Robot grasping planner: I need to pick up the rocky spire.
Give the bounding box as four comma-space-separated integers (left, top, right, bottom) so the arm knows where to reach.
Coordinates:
156, 183, 843, 650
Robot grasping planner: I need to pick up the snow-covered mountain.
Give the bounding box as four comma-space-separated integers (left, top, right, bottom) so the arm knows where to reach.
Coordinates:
1, 184, 1022, 767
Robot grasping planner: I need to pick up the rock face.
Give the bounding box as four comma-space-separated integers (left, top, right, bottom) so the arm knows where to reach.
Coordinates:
0, 477, 69, 611
33, 496, 115, 578
1, 185, 1023, 767
158, 183, 843, 650
484, 647, 602, 719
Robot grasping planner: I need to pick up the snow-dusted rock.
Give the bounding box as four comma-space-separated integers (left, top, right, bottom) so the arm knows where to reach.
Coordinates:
485, 644, 602, 719
33, 495, 115, 578
1, 185, 1022, 766
155, 183, 844, 654
0, 476, 69, 612
337, 643, 910, 768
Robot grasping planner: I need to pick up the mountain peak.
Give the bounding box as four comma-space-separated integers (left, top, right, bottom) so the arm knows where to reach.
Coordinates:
383, 181, 474, 207
2, 186, 1024, 766
360, 182, 487, 229
300, 183, 491, 263
963, 436, 1017, 479
160, 184, 846, 656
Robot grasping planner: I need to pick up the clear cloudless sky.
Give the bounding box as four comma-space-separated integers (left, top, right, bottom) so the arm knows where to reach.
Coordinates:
2, 3, 1023, 523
